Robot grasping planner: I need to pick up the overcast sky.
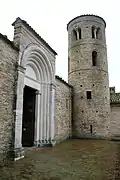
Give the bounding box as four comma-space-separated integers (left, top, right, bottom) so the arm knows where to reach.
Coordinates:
0, 0, 120, 91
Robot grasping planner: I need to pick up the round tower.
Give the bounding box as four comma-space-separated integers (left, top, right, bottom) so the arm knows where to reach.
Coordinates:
67, 15, 110, 138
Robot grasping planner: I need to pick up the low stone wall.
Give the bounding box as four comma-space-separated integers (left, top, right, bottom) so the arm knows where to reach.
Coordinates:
54, 76, 72, 143
110, 104, 120, 137
0, 36, 18, 165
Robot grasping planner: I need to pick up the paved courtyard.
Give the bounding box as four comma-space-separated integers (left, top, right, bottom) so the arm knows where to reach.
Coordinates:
0, 139, 120, 180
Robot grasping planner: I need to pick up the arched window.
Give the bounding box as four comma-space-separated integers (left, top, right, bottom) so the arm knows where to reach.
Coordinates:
72, 29, 77, 41
92, 27, 102, 40
92, 26, 95, 38
78, 28, 81, 39
92, 51, 97, 66
96, 28, 102, 40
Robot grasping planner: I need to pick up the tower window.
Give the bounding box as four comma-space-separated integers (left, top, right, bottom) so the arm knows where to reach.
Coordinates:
68, 57, 70, 72
90, 125, 93, 134
96, 28, 102, 40
78, 28, 81, 39
66, 99, 69, 109
72, 29, 77, 41
87, 91, 92, 99
92, 26, 102, 40
92, 51, 97, 66
92, 26, 95, 38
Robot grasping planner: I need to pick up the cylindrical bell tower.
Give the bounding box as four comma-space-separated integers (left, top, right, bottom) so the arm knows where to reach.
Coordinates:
67, 15, 110, 138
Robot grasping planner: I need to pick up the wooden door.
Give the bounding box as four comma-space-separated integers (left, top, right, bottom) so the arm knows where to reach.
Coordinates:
22, 86, 36, 147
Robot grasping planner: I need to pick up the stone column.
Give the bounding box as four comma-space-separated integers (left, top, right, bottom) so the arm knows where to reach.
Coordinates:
43, 84, 47, 141
34, 90, 41, 147
50, 83, 56, 146
94, 28, 97, 39
40, 84, 43, 143
14, 65, 25, 160
76, 28, 79, 40
38, 83, 52, 147
46, 84, 50, 141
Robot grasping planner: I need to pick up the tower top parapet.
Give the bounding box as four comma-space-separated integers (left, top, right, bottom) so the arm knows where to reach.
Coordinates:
67, 14, 106, 30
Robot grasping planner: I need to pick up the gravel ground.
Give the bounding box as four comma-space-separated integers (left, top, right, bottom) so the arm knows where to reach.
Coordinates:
0, 139, 120, 180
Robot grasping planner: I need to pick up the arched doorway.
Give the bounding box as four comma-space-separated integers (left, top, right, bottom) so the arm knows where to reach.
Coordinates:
22, 85, 36, 147
14, 44, 56, 157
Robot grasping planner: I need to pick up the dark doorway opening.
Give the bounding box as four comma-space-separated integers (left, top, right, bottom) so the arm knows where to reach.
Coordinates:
22, 85, 36, 147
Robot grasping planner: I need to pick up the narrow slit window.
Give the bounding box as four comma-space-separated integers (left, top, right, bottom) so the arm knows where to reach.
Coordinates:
78, 28, 81, 39
92, 26, 95, 38
90, 125, 93, 134
87, 91, 92, 99
72, 29, 77, 41
66, 99, 69, 109
68, 57, 70, 72
92, 51, 97, 66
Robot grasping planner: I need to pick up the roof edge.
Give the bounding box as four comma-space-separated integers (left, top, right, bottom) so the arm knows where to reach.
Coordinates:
55, 75, 73, 88
12, 17, 57, 56
67, 14, 106, 30
0, 33, 19, 51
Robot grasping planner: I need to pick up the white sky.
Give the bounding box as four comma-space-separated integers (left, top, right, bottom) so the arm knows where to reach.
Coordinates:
0, 0, 120, 91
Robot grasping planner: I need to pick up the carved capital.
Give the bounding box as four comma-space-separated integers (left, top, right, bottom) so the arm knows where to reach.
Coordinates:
50, 83, 56, 90
74, 25, 78, 30
35, 90, 41, 95
17, 65, 26, 73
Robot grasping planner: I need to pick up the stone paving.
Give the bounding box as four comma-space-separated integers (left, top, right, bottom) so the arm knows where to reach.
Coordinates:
0, 139, 120, 180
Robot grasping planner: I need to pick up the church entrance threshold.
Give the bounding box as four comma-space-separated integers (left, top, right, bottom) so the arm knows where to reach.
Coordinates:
22, 85, 36, 147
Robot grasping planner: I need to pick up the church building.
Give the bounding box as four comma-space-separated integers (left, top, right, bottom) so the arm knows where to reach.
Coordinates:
0, 15, 120, 163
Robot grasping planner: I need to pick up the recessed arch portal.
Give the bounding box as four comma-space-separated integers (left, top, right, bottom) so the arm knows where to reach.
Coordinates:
21, 43, 54, 83
15, 43, 55, 150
